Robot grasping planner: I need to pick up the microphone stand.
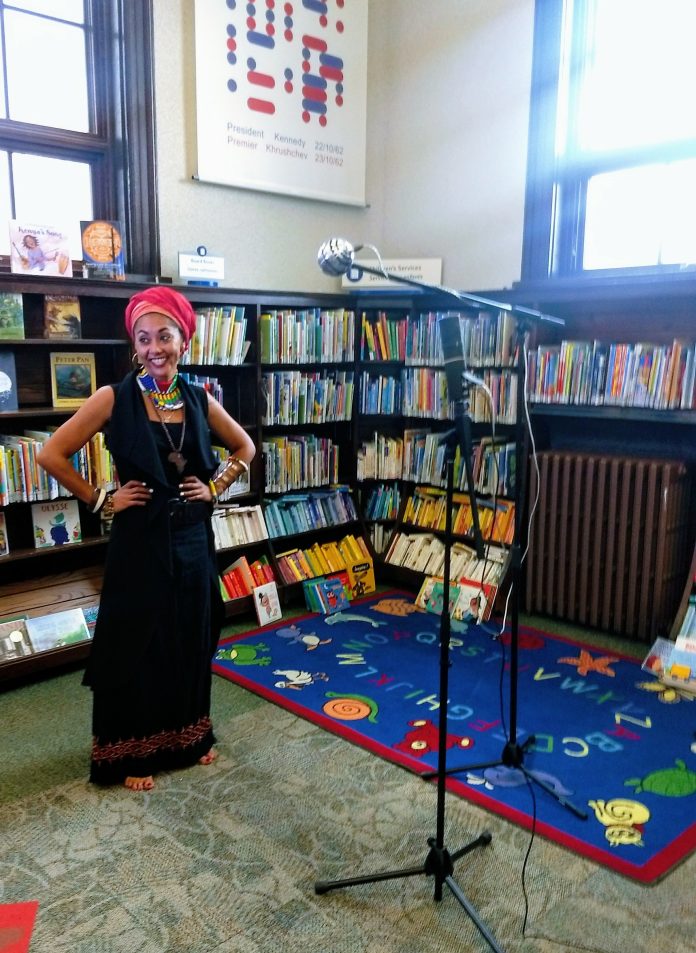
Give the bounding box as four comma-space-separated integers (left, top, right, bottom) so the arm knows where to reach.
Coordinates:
325, 250, 583, 814
316, 413, 504, 953
423, 314, 588, 820
315, 246, 578, 949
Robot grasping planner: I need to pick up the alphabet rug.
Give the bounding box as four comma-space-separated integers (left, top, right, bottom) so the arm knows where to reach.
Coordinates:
213, 591, 696, 882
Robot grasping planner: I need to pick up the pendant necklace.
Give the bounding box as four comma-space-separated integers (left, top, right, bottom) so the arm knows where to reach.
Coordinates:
152, 401, 187, 474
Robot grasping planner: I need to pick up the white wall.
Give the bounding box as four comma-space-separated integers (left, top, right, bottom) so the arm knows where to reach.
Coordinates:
153, 0, 534, 293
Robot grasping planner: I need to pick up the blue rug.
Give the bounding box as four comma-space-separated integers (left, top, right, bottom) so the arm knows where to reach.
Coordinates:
213, 590, 696, 882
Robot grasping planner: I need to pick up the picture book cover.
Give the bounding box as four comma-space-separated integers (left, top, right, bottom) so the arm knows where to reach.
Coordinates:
0, 291, 25, 339
424, 578, 494, 623
0, 616, 33, 660
50, 352, 96, 407
0, 510, 9, 557
25, 607, 91, 653
317, 576, 350, 614
0, 615, 34, 662
253, 580, 283, 626
0, 349, 18, 412
44, 295, 82, 339
9, 221, 72, 277
31, 499, 82, 549
80, 219, 125, 280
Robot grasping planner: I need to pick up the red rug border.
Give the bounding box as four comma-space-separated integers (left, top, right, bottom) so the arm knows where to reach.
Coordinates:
214, 589, 691, 883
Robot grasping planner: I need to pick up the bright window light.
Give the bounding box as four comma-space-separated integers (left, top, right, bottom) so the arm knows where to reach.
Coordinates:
583, 159, 696, 270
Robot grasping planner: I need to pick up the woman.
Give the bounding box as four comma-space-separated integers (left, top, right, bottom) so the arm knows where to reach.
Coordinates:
37, 286, 255, 791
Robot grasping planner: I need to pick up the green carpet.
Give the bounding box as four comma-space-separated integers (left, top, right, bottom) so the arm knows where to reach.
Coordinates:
0, 605, 693, 953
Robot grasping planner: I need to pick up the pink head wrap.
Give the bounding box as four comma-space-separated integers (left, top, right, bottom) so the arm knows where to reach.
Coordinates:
124, 286, 197, 344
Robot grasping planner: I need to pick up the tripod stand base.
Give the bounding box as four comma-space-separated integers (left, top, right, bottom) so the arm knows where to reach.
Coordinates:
427, 735, 588, 820
315, 831, 503, 953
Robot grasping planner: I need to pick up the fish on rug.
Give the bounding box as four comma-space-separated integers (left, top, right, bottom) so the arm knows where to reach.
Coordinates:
213, 590, 696, 883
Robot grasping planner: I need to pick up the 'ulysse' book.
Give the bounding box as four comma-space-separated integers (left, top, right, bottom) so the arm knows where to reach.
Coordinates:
31, 500, 81, 549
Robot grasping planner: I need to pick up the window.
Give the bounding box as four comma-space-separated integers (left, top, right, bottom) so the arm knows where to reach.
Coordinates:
522, 0, 696, 280
0, 0, 158, 275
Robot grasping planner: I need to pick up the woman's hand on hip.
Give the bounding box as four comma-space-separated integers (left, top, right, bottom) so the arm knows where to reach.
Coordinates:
113, 480, 153, 511
179, 475, 214, 503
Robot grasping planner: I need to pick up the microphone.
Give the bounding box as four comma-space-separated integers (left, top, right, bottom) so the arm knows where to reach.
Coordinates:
317, 237, 364, 277
438, 313, 466, 403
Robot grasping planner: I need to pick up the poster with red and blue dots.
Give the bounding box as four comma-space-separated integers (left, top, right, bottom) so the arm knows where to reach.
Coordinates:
194, 0, 367, 205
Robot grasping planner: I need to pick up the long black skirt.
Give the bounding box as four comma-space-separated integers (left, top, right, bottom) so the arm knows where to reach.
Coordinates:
89, 521, 216, 784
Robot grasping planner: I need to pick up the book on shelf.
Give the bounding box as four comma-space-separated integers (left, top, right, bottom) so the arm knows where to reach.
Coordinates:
418, 576, 495, 623
80, 220, 125, 280
0, 616, 33, 660
253, 581, 282, 626
9, 221, 72, 277
50, 352, 96, 408
222, 555, 256, 594
642, 634, 696, 695
0, 292, 25, 340
303, 575, 351, 614
31, 499, 81, 549
43, 295, 82, 339
0, 350, 18, 412
82, 604, 99, 637
0, 511, 8, 557
25, 608, 91, 653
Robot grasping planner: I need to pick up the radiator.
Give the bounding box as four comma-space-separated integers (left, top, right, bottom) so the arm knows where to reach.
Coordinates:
525, 451, 691, 642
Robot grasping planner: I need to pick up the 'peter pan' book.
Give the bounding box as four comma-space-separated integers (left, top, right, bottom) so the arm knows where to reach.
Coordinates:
50, 352, 96, 408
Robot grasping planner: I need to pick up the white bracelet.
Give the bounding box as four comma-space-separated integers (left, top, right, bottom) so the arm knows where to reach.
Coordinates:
89, 487, 107, 513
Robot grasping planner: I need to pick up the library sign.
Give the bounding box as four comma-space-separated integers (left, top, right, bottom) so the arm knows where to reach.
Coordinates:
194, 0, 367, 206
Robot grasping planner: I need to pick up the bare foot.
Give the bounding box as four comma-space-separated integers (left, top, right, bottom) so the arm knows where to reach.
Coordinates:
199, 749, 217, 766
124, 775, 155, 791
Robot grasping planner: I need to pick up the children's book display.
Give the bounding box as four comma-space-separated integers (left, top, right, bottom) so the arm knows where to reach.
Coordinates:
50, 352, 96, 407
253, 581, 283, 626
25, 608, 91, 653
416, 575, 495, 623
9, 222, 72, 277
303, 574, 351, 614
0, 292, 25, 339
0, 617, 33, 660
643, 596, 696, 694
0, 349, 18, 412
80, 219, 125, 280
44, 295, 82, 338
31, 499, 81, 549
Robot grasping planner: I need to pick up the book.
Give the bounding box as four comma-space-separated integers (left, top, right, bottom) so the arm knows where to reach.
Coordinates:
0, 292, 25, 340
0, 616, 33, 660
253, 581, 282, 626
25, 608, 91, 653
80, 220, 125, 280
50, 352, 96, 407
44, 295, 82, 339
0, 511, 8, 557
317, 576, 350, 614
31, 499, 82, 548
0, 349, 19, 412
9, 221, 72, 277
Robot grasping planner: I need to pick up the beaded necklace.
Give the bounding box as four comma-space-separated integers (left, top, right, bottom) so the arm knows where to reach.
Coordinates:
136, 370, 184, 410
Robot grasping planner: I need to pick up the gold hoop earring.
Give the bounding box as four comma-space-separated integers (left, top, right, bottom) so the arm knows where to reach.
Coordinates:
131, 353, 142, 368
